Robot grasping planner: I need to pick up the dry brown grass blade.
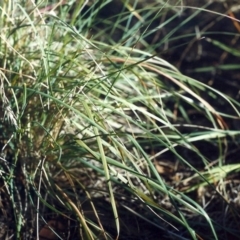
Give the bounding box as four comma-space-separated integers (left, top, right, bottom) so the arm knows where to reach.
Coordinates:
54, 183, 94, 240
228, 10, 240, 33
107, 57, 228, 130
63, 170, 109, 240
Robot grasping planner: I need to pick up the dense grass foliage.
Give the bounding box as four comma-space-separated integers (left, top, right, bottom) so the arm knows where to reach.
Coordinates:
0, 1, 240, 239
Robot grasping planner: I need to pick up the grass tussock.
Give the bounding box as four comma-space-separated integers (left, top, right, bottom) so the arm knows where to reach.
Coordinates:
0, 0, 240, 239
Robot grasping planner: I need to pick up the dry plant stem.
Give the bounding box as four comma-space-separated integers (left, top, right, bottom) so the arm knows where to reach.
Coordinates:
63, 170, 109, 239
73, 178, 108, 239
54, 183, 94, 240
106, 57, 228, 130
219, 10, 240, 63
36, 156, 46, 240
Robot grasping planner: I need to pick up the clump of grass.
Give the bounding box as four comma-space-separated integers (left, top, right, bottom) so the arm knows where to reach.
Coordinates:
0, 0, 240, 239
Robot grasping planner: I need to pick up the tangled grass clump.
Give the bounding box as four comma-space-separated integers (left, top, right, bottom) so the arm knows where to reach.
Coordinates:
0, 1, 240, 239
